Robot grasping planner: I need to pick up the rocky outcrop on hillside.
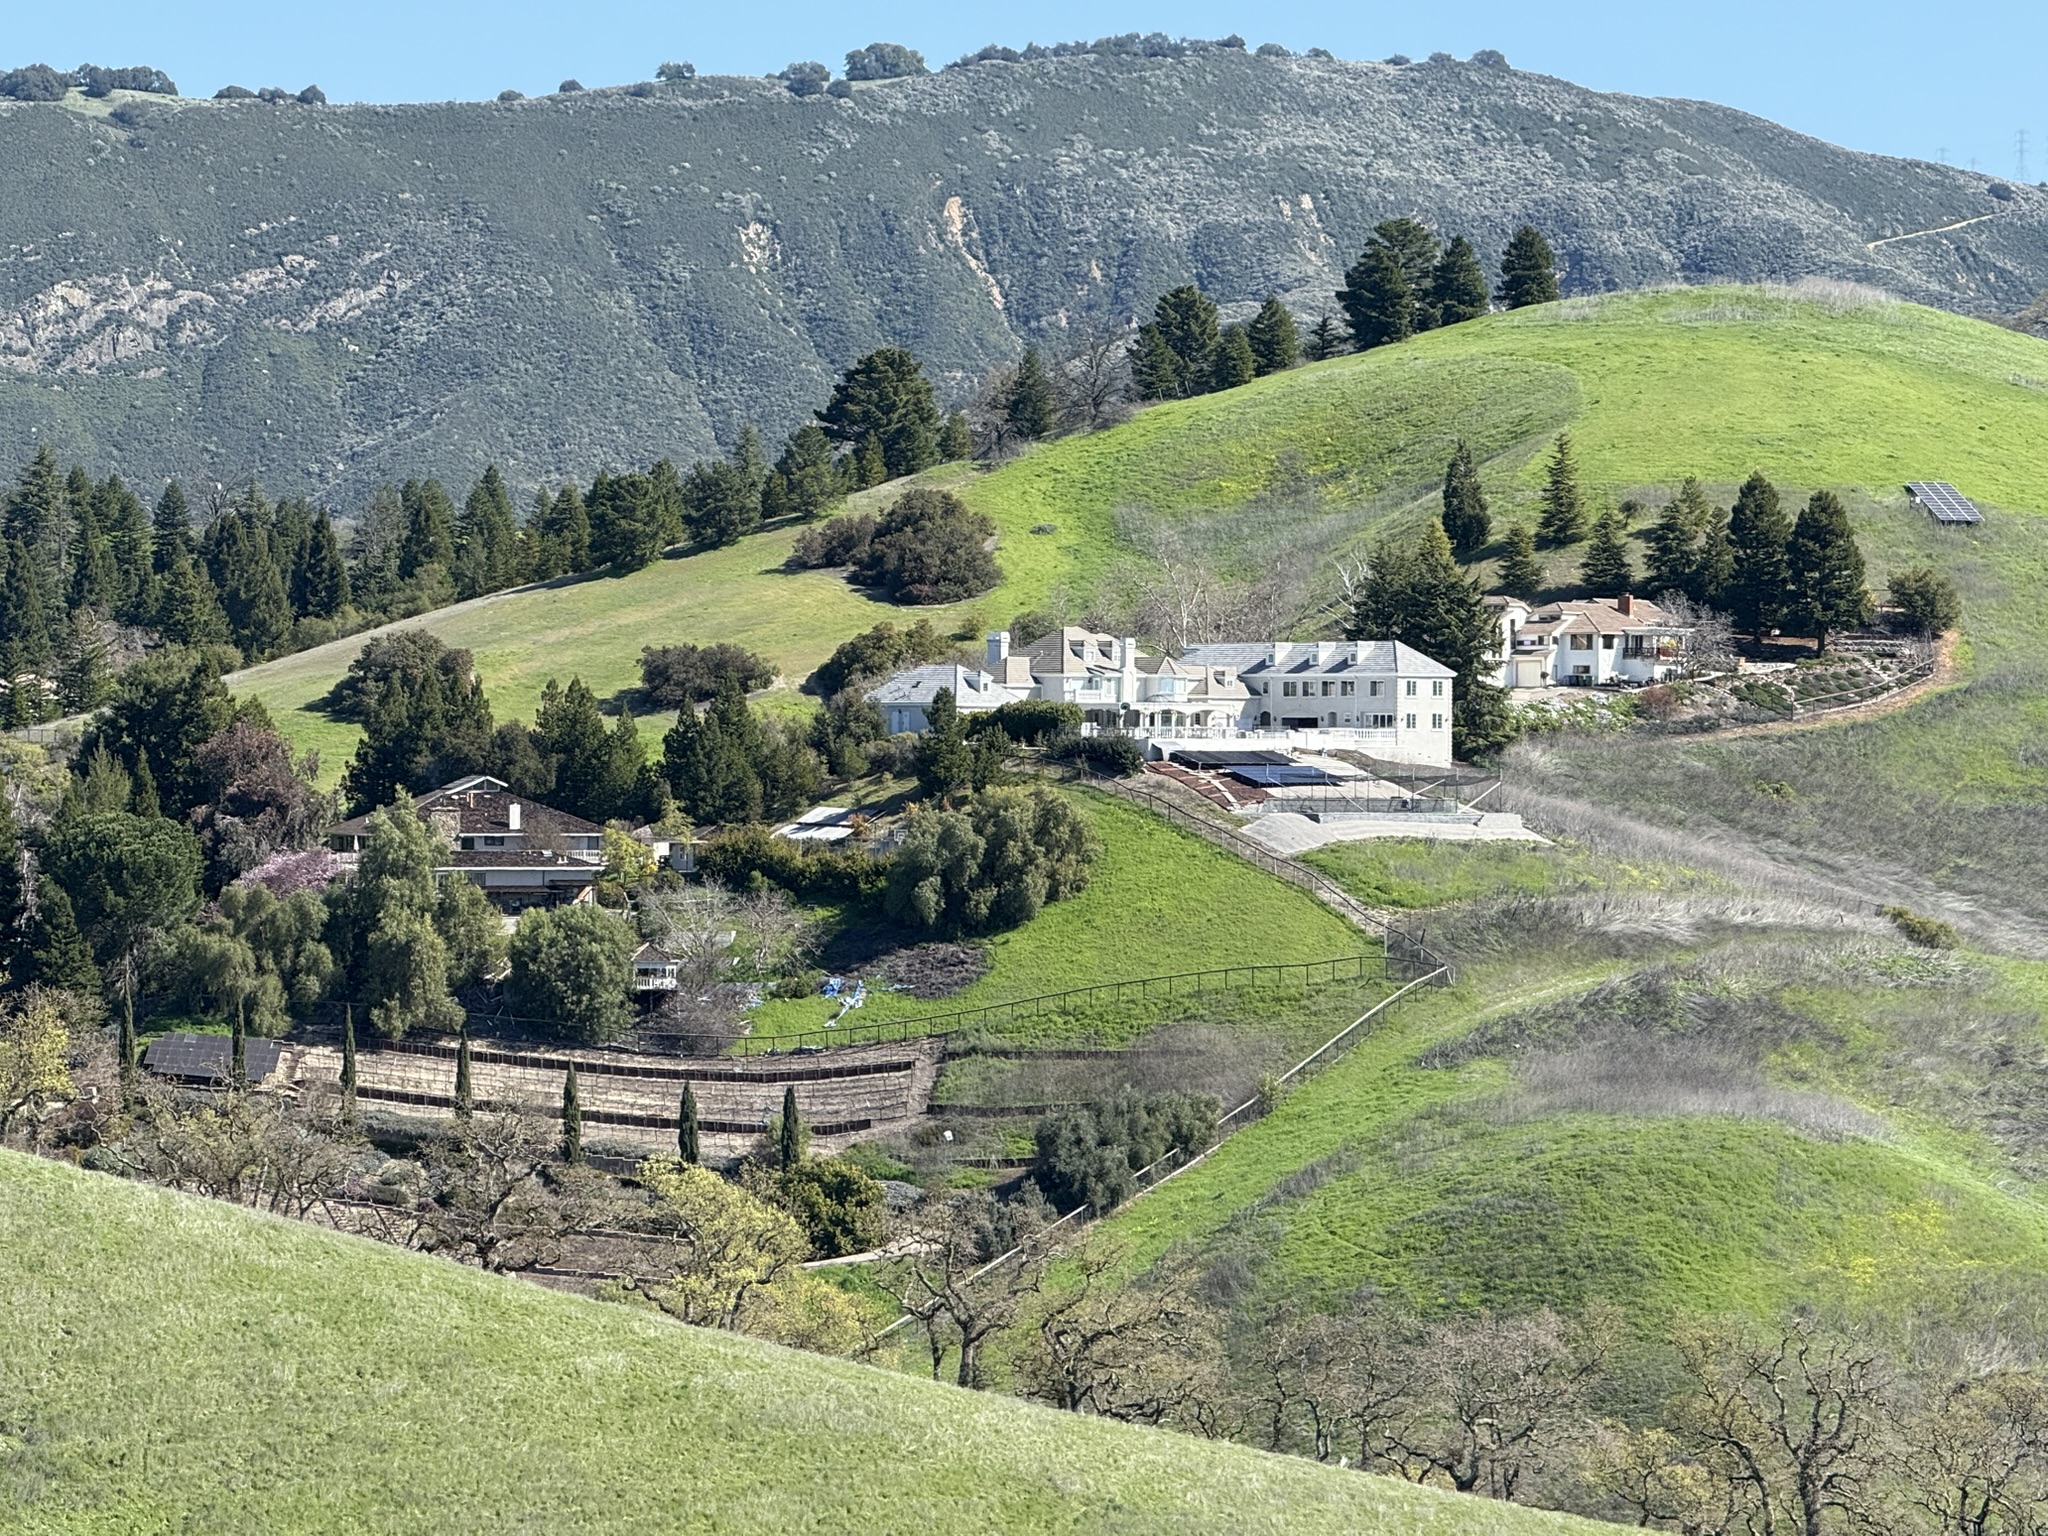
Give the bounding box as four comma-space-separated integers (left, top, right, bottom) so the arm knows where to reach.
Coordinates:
0, 51, 2041, 501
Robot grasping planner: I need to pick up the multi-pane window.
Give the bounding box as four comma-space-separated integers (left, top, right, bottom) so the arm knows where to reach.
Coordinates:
1431, 713, 1444, 730
1404, 680, 1417, 696
1340, 681, 1355, 696
1431, 680, 1444, 697
1404, 713, 1417, 729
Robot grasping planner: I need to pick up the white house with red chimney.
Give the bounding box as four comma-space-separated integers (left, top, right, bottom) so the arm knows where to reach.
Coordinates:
1486, 594, 1693, 689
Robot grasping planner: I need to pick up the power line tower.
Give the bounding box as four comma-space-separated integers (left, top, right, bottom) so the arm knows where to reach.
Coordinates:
2020, 128, 2031, 183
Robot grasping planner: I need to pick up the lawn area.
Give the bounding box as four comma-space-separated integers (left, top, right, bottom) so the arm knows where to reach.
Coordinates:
745, 789, 1366, 1046
1301, 838, 1591, 910
0, 1150, 1607, 1536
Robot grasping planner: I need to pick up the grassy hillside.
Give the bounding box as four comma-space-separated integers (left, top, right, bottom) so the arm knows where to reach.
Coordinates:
232, 284, 2048, 780
0, 1149, 1607, 1536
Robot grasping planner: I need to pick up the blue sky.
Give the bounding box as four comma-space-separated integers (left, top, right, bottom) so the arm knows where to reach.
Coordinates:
11, 1, 2046, 176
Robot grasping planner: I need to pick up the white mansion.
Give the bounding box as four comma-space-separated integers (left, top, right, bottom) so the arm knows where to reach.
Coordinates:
868, 627, 1456, 767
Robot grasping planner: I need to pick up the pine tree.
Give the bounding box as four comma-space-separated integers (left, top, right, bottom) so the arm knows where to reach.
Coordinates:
852, 437, 888, 491
454, 1025, 474, 1119
1006, 347, 1058, 440
1426, 234, 1491, 327
1439, 441, 1491, 559
29, 879, 99, 995
1148, 287, 1220, 399
561, 1061, 584, 1164
1786, 490, 1873, 651
453, 466, 521, 599
293, 510, 350, 617
67, 494, 115, 613
539, 485, 592, 575
1727, 471, 1793, 639
0, 535, 51, 673
913, 688, 974, 802
678, 1084, 700, 1164
1335, 241, 1414, 349
151, 480, 194, 573
155, 546, 231, 648
778, 1083, 802, 1168
1695, 513, 1736, 610
1495, 523, 1543, 596
763, 424, 842, 519
538, 677, 621, 822
1579, 508, 1634, 595
1646, 478, 1715, 598
815, 347, 941, 479
937, 411, 974, 463
1497, 225, 1562, 309
730, 426, 771, 497
1535, 435, 1585, 546
211, 512, 292, 660
397, 478, 458, 577
1209, 325, 1256, 391
1246, 297, 1300, 375
4, 448, 66, 593
55, 609, 113, 714
341, 1004, 359, 1121
1128, 323, 1182, 401
1303, 309, 1347, 363
130, 747, 161, 819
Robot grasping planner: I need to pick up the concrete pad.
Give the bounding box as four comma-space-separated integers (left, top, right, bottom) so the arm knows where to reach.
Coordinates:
1239, 810, 1550, 854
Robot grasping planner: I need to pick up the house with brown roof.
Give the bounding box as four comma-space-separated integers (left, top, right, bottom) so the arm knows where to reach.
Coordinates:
328, 775, 603, 909
1487, 594, 1693, 689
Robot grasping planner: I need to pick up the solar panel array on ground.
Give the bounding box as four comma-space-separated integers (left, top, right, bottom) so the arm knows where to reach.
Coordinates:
142, 1032, 284, 1084
1907, 481, 1983, 524
1228, 765, 1348, 788
1169, 749, 1293, 768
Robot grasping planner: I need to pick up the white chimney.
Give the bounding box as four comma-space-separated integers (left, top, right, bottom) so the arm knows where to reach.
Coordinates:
987, 631, 1010, 668
1121, 636, 1139, 669
508, 802, 522, 831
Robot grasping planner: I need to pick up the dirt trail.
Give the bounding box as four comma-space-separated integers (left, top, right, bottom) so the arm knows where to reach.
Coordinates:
1866, 211, 2004, 249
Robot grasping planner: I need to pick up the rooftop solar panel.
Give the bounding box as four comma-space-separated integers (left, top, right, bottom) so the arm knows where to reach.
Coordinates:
142, 1032, 284, 1084
1907, 481, 1983, 525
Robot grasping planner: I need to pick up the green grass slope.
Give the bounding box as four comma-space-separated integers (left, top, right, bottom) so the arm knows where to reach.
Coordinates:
0, 1150, 1607, 1536
231, 284, 2048, 775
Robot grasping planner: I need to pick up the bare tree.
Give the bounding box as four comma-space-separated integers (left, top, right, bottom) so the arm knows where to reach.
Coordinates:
1056, 328, 1134, 432
1121, 511, 1316, 653
1014, 1246, 1221, 1426
1900, 1368, 2048, 1536
874, 1190, 1057, 1388
1673, 1315, 1891, 1536
414, 1108, 605, 1273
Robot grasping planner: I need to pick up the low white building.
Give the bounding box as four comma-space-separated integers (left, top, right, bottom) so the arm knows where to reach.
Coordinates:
867, 629, 1459, 767
1488, 594, 1692, 689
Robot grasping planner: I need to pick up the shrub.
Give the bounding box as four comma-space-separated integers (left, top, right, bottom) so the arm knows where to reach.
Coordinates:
966, 699, 1081, 745
1045, 731, 1144, 777
696, 825, 888, 903
776, 1157, 887, 1257
656, 61, 696, 81
1033, 1089, 1219, 1214
807, 618, 945, 698
843, 43, 926, 80
639, 642, 773, 707
1880, 905, 1961, 950
1888, 566, 1961, 637
778, 62, 830, 97
883, 786, 1097, 936
506, 904, 638, 1044
850, 489, 999, 605
786, 512, 876, 570
0, 65, 70, 102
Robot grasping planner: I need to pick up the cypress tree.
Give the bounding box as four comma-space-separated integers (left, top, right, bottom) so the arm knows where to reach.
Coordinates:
1497, 225, 1562, 309
937, 411, 974, 463
151, 480, 194, 573
1535, 434, 1585, 546
1785, 490, 1873, 651
1579, 508, 1635, 596
1246, 297, 1300, 375
1303, 309, 1346, 363
562, 1061, 584, 1164
454, 1025, 474, 1119
1128, 324, 1182, 401
232, 998, 248, 1089
1426, 234, 1491, 326
1440, 441, 1491, 559
778, 1083, 802, 1169
1336, 241, 1413, 350
1495, 523, 1543, 596
1695, 512, 1736, 610
1006, 347, 1058, 440
1209, 325, 1256, 391
27, 879, 97, 994
678, 1083, 700, 1164
118, 986, 137, 1083
341, 1003, 359, 1121
131, 748, 161, 819
1727, 471, 1793, 639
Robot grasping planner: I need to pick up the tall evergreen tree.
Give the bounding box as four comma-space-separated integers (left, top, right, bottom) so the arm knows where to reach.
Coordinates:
55, 610, 113, 714
1535, 434, 1586, 546
1426, 234, 1491, 326
231, 999, 248, 1088
293, 510, 350, 618
97, 476, 154, 622
4, 448, 66, 593
130, 748, 160, 819
815, 348, 941, 480
1151, 286, 1221, 397
762, 424, 841, 520
210, 512, 292, 660
151, 480, 194, 573
348, 485, 407, 610
67, 495, 115, 613
1128, 324, 1183, 401
1727, 471, 1793, 639
678, 1083, 700, 1164
1646, 478, 1715, 598
155, 547, 232, 649
1785, 489, 1873, 650
453, 466, 521, 599
537, 677, 623, 823
1497, 225, 1562, 309
1695, 511, 1736, 610
533, 485, 591, 577
397, 478, 458, 578
1335, 240, 1414, 350
778, 1083, 803, 1168
561, 1061, 584, 1164
0, 535, 51, 673
1302, 309, 1347, 363
1246, 296, 1300, 375
1439, 441, 1491, 559
1579, 508, 1634, 596
1209, 325, 1256, 391
0, 794, 24, 982
1006, 346, 1058, 440
913, 688, 974, 802
937, 411, 974, 463
341, 1003, 359, 1120
730, 426, 771, 498
27, 879, 99, 995
679, 460, 759, 551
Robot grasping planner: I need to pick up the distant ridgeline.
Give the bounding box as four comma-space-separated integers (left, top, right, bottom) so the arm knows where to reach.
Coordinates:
0, 45, 2040, 499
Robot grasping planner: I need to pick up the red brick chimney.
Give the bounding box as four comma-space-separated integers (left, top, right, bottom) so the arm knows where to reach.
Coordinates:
1617, 592, 1633, 616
